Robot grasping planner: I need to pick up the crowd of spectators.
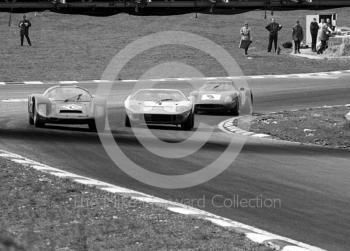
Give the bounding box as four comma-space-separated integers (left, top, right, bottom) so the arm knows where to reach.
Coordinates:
239, 17, 336, 56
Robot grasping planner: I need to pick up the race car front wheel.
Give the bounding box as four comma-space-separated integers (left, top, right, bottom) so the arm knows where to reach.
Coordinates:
125, 115, 131, 127
89, 117, 106, 132
231, 99, 239, 116
29, 114, 34, 125
181, 114, 194, 131
33, 107, 45, 128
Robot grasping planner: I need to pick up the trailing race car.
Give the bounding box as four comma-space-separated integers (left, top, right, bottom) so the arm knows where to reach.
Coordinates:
28, 85, 107, 131
124, 89, 195, 130
190, 81, 253, 115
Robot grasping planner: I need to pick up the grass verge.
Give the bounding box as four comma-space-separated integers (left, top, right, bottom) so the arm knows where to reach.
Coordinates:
0, 158, 270, 251
1, 8, 350, 81
250, 106, 350, 149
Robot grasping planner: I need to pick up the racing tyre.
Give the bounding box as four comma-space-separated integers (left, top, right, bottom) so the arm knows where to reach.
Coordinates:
29, 114, 34, 125
33, 108, 44, 128
125, 115, 131, 127
181, 113, 194, 131
89, 116, 106, 132
88, 120, 96, 131
231, 99, 239, 116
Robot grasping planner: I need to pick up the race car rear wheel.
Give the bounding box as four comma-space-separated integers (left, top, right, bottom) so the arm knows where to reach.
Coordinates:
181, 113, 194, 131
125, 115, 131, 127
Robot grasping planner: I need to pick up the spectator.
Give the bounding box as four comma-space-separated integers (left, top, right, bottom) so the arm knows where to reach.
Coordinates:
310, 18, 319, 52
317, 23, 332, 54
326, 18, 334, 31
18, 15, 32, 46
240, 22, 252, 56
292, 20, 303, 54
266, 17, 282, 53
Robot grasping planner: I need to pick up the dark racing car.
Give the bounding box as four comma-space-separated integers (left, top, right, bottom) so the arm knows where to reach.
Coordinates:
190, 81, 253, 115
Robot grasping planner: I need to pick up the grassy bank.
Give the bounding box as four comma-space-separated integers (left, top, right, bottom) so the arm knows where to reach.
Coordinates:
0, 8, 350, 81
0, 158, 270, 250
250, 106, 350, 148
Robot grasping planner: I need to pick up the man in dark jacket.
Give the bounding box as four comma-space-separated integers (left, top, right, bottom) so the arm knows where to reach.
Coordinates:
18, 15, 32, 46
292, 20, 303, 54
310, 18, 319, 52
266, 18, 282, 53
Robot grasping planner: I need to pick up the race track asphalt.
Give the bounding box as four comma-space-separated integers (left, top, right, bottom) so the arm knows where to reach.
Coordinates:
0, 76, 349, 251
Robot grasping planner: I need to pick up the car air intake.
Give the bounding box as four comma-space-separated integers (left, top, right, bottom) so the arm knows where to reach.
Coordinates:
60, 110, 82, 113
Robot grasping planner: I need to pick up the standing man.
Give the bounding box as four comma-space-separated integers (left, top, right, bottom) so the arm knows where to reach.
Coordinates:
266, 18, 282, 53
292, 20, 303, 54
240, 22, 252, 56
19, 15, 32, 46
310, 18, 319, 52
317, 23, 332, 54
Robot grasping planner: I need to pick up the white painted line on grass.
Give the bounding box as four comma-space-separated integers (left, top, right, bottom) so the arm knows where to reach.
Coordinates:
48, 172, 82, 178
252, 133, 271, 138
0, 153, 18, 158
93, 80, 112, 83
1, 68, 350, 85
273, 75, 289, 78
246, 233, 277, 243
73, 178, 106, 186
24, 81, 43, 85
31, 165, 55, 171
59, 81, 79, 84
121, 79, 138, 82
282, 246, 310, 251
1, 98, 27, 103
249, 76, 264, 79
205, 218, 235, 227
176, 78, 192, 81
132, 196, 171, 204
100, 187, 135, 194
167, 207, 203, 215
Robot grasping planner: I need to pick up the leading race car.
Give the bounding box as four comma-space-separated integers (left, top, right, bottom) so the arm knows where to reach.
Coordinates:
28, 85, 107, 131
124, 89, 195, 130
190, 80, 253, 115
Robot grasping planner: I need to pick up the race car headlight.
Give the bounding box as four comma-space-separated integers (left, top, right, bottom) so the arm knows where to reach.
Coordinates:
128, 104, 141, 112
37, 104, 47, 116
176, 106, 190, 113
224, 96, 233, 103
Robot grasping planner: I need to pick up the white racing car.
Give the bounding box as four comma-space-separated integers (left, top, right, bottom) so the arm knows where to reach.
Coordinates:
124, 89, 195, 130
28, 85, 107, 131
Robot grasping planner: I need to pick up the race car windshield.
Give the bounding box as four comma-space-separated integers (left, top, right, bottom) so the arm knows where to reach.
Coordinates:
45, 87, 92, 102
200, 82, 235, 91
132, 90, 186, 102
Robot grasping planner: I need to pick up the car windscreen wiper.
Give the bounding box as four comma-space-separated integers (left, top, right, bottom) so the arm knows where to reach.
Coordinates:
159, 98, 173, 102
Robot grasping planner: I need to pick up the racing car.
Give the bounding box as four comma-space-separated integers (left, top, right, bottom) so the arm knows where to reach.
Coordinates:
28, 85, 107, 131
190, 80, 253, 115
124, 89, 195, 130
